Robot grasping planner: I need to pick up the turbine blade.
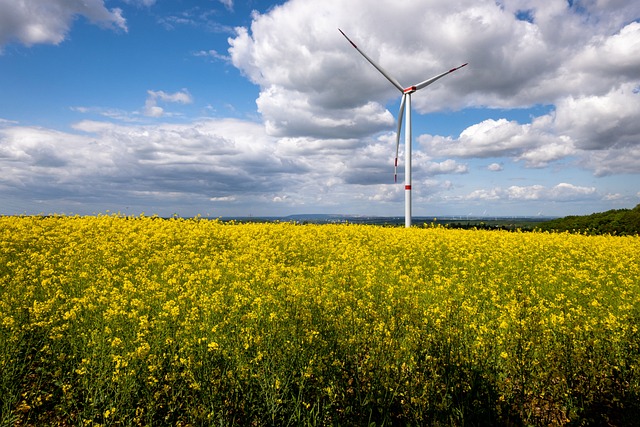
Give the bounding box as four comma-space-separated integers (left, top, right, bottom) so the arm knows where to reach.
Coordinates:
394, 94, 406, 183
338, 28, 404, 92
414, 63, 468, 91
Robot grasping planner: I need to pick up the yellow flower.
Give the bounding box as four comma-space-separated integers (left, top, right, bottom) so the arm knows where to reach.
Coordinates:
104, 407, 116, 419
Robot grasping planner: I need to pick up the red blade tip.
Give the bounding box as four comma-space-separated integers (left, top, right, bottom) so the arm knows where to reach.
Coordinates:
449, 63, 468, 73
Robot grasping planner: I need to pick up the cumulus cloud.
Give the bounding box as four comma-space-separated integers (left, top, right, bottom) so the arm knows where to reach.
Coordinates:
143, 89, 193, 117
579, 144, 640, 177
419, 83, 640, 176
0, 114, 624, 216
463, 183, 598, 202
554, 83, 640, 151
419, 81, 640, 174
3, 0, 639, 215
229, 0, 639, 123
228, 0, 640, 178
420, 116, 575, 168
0, 0, 127, 48
426, 159, 469, 175
568, 21, 640, 80
0, 119, 287, 211
0, 119, 413, 215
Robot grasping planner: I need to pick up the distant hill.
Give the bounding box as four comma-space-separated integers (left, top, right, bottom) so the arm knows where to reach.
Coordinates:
536, 204, 640, 235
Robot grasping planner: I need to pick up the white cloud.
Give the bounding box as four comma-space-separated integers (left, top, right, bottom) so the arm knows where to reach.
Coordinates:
158, 9, 233, 33
579, 145, 640, 176
420, 116, 574, 167
0, 113, 627, 216
463, 188, 502, 201
604, 193, 623, 201
569, 22, 640, 79
258, 93, 394, 138
0, 119, 287, 210
419, 81, 640, 174
426, 159, 469, 175
218, 0, 233, 11
0, 0, 126, 49
228, 0, 640, 151
515, 138, 575, 168
3, 0, 639, 216
463, 183, 598, 202
71, 106, 141, 123
0, 118, 412, 215
122, 0, 157, 7
194, 49, 230, 62
0, 118, 18, 126
547, 182, 598, 200
143, 89, 193, 117
225, 2, 474, 120
554, 83, 640, 151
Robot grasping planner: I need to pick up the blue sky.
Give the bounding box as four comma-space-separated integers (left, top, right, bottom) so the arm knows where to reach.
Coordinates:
1, 0, 639, 218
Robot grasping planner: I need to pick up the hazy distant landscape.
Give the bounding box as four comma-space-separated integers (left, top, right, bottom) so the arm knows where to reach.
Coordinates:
220, 213, 556, 229
217, 204, 640, 235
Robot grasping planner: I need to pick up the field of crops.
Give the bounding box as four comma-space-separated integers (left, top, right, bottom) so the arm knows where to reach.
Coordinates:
1, 215, 639, 426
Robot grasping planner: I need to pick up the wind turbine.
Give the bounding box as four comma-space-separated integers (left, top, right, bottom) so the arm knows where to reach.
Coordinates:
339, 29, 467, 227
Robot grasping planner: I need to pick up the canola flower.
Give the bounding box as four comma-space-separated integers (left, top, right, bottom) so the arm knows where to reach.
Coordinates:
0, 214, 639, 426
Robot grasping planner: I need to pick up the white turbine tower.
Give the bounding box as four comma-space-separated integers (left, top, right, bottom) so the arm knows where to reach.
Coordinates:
339, 29, 467, 227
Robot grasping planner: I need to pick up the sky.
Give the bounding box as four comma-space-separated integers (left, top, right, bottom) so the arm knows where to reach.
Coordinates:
1, 0, 639, 218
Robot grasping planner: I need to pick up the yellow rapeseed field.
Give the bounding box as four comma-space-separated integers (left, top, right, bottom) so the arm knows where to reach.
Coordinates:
1, 215, 639, 426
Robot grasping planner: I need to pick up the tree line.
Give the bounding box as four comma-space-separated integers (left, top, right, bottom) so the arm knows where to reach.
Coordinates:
535, 204, 640, 236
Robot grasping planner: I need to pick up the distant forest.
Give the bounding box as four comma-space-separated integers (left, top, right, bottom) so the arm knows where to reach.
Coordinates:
535, 204, 640, 236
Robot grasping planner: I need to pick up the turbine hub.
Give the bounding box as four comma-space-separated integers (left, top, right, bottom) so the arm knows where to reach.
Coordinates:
403, 86, 417, 94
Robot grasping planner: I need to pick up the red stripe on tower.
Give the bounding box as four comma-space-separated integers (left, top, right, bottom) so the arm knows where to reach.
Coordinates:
405, 185, 412, 190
